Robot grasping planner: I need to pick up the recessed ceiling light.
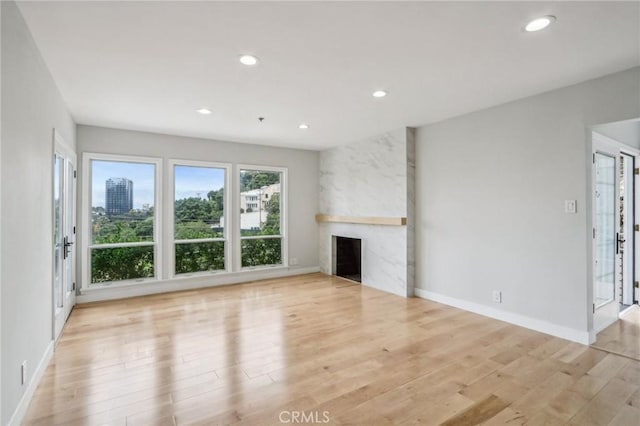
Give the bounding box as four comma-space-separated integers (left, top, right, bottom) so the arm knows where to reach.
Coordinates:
239, 55, 259, 66
525, 15, 556, 32
372, 90, 387, 98
196, 108, 212, 115
299, 123, 309, 130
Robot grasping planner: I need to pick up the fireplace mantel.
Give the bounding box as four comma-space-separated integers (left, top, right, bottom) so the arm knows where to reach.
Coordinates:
315, 214, 406, 226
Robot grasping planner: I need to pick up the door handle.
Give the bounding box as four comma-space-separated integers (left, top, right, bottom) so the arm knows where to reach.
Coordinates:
63, 236, 74, 259
616, 232, 625, 254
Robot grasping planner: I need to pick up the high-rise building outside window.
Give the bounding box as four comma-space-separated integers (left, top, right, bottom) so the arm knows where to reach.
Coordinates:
85, 155, 160, 285
105, 177, 133, 215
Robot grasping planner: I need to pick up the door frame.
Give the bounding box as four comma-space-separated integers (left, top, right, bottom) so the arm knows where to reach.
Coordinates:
52, 129, 77, 342
590, 131, 640, 338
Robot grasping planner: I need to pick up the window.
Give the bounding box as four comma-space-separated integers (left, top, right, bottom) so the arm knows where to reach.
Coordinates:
239, 167, 286, 268
81, 154, 288, 289
84, 155, 161, 285
171, 161, 229, 275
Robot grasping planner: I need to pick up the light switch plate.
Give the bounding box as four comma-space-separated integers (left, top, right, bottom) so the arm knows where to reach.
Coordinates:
565, 200, 577, 214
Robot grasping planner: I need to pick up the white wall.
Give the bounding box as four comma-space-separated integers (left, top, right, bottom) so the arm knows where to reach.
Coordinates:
318, 128, 415, 297
593, 119, 640, 149
1, 1, 76, 423
415, 67, 640, 343
77, 125, 319, 292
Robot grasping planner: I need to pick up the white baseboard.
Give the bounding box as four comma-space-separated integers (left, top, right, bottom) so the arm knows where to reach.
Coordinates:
8, 340, 54, 426
413, 288, 591, 345
77, 266, 320, 303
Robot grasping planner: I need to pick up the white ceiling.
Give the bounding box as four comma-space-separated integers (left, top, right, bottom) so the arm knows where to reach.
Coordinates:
17, 1, 640, 150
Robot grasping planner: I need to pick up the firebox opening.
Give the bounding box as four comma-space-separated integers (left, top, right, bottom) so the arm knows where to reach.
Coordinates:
333, 236, 361, 283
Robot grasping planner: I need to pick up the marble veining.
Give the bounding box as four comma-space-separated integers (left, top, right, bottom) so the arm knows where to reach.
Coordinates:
319, 128, 415, 297
319, 130, 407, 217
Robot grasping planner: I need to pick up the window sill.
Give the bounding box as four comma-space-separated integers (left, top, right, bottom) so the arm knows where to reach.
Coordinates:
82, 265, 286, 292
82, 277, 160, 292
78, 265, 319, 302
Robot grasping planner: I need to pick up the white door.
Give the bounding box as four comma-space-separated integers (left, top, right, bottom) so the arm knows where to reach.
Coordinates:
592, 138, 621, 332
636, 155, 640, 305
620, 153, 635, 307
53, 132, 77, 341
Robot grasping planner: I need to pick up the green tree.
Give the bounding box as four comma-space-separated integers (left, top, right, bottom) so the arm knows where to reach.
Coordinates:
207, 188, 224, 214
174, 197, 210, 223
173, 192, 225, 274
263, 193, 280, 235
175, 221, 221, 240
91, 246, 154, 283
240, 171, 280, 191
175, 241, 224, 274
241, 238, 282, 267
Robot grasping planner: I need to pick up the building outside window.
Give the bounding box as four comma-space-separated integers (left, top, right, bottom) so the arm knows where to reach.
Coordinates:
239, 168, 285, 268
82, 154, 287, 288
105, 177, 133, 215
83, 154, 161, 286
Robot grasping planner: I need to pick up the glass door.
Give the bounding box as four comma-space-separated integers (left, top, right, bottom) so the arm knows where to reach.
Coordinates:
53, 135, 77, 341
53, 155, 64, 317
593, 136, 621, 332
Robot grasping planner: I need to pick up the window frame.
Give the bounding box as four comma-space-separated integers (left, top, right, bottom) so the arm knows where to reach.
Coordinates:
168, 159, 232, 278
81, 152, 163, 289
236, 164, 288, 270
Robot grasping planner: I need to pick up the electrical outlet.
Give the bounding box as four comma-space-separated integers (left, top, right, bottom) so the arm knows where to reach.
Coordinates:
492, 290, 502, 304
289, 257, 298, 266
21, 360, 27, 385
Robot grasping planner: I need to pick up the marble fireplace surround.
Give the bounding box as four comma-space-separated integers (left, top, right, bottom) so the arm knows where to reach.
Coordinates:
318, 128, 415, 297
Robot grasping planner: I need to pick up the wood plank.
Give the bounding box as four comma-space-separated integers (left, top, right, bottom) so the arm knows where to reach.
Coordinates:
315, 214, 407, 226
440, 394, 510, 426
592, 306, 640, 361
20, 273, 640, 425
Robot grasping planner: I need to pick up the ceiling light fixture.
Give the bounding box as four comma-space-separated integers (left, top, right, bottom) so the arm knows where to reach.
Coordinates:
196, 108, 212, 115
525, 15, 556, 32
239, 55, 259, 66
299, 123, 309, 130
372, 90, 387, 98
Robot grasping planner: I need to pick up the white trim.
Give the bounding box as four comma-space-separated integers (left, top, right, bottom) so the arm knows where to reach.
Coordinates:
589, 133, 630, 337
77, 266, 320, 303
240, 234, 282, 240
52, 129, 77, 342
167, 159, 232, 278
88, 241, 155, 249
593, 131, 640, 155
53, 129, 75, 159
81, 153, 163, 289
84, 274, 158, 290
175, 237, 225, 244
593, 131, 640, 308
7, 341, 54, 426
414, 288, 591, 345
620, 303, 639, 318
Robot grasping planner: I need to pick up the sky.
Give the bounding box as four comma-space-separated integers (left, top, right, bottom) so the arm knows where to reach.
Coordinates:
92, 160, 225, 208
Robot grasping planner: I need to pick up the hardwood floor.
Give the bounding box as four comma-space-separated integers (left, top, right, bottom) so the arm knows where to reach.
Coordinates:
24, 273, 640, 425
592, 306, 640, 361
